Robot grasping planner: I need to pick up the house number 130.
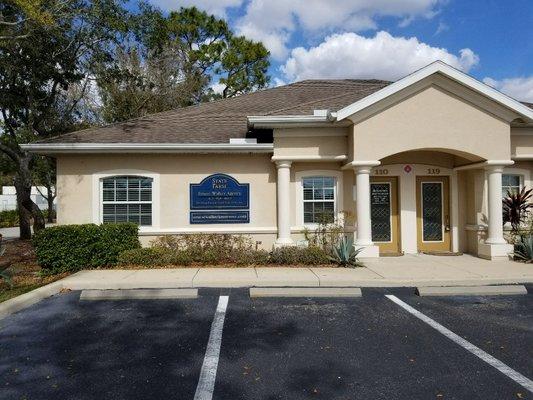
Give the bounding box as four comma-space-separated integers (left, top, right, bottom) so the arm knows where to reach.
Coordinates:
427, 168, 440, 175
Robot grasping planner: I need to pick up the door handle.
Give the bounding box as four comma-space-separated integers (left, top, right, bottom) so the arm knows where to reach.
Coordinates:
445, 215, 450, 231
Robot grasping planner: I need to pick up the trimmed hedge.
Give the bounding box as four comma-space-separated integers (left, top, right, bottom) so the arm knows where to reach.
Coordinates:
33, 223, 140, 274
118, 247, 192, 267
118, 247, 270, 266
270, 246, 330, 265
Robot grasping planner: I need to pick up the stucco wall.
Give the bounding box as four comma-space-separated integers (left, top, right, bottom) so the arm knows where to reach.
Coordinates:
56, 153, 278, 235
351, 84, 511, 161
511, 129, 533, 158
274, 128, 348, 159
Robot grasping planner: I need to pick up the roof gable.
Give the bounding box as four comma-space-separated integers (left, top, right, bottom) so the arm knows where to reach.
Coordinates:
336, 61, 533, 122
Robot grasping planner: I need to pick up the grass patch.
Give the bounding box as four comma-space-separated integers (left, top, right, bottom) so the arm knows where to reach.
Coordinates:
0, 284, 42, 303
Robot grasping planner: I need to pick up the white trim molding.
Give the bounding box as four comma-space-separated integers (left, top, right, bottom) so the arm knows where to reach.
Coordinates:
248, 114, 333, 127
294, 169, 344, 230
272, 155, 347, 162
342, 160, 381, 170
512, 154, 533, 160
91, 169, 161, 230
454, 160, 515, 171
139, 227, 279, 235
336, 61, 533, 121
21, 142, 274, 154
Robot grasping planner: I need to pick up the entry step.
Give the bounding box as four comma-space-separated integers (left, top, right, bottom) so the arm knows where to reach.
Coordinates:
416, 285, 527, 297
250, 287, 362, 298
80, 288, 198, 300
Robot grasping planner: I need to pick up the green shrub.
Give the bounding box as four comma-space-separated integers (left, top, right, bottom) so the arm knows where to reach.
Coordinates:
33, 223, 140, 274
0, 210, 19, 228
118, 247, 192, 266
270, 246, 330, 265
0, 209, 55, 228
235, 249, 270, 265
152, 234, 258, 264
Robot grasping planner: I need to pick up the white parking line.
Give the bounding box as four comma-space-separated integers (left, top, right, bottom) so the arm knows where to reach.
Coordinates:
194, 295, 229, 400
386, 295, 533, 393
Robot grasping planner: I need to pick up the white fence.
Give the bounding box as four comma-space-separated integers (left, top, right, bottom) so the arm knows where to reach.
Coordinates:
0, 186, 56, 211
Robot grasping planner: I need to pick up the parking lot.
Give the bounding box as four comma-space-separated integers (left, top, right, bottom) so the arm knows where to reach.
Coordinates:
1, 287, 532, 400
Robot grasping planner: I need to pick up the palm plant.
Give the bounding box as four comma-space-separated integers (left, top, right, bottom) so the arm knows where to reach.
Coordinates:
514, 235, 533, 263
329, 236, 364, 268
502, 187, 533, 234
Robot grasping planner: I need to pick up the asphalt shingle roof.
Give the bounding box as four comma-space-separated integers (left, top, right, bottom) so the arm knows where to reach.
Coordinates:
39, 79, 533, 145
39, 80, 390, 144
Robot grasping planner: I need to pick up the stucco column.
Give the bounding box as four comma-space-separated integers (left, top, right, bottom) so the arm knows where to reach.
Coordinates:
275, 160, 293, 246
354, 166, 373, 246
477, 163, 514, 260
485, 165, 506, 244
353, 164, 380, 257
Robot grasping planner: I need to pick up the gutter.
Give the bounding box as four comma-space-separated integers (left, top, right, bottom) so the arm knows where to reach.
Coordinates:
20, 142, 274, 154
248, 112, 339, 128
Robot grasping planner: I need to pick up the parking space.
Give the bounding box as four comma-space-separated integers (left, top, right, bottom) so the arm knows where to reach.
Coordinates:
216, 289, 531, 400
395, 285, 533, 379
0, 291, 217, 400
0, 288, 531, 400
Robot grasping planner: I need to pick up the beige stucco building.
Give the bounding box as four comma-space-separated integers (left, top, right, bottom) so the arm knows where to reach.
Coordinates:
23, 62, 533, 260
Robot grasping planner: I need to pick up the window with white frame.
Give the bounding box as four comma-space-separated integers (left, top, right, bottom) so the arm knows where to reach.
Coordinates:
302, 176, 336, 224
102, 176, 152, 225
502, 174, 521, 198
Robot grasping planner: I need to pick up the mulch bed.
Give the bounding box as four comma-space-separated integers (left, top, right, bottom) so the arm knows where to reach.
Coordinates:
0, 240, 67, 303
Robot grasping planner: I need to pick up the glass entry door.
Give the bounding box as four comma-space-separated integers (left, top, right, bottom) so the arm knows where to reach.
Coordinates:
370, 177, 400, 254
416, 176, 451, 253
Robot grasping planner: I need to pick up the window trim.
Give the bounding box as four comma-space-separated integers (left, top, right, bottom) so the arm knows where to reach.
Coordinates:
295, 170, 344, 229
502, 173, 523, 198
92, 169, 160, 230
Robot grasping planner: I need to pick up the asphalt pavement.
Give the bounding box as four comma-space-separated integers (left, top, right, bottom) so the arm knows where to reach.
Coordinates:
0, 287, 531, 400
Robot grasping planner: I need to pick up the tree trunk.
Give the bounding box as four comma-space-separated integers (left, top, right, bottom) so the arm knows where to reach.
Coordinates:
14, 156, 45, 239
46, 186, 55, 222
16, 197, 32, 240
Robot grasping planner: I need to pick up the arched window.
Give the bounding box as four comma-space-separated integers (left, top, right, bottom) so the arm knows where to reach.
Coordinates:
101, 176, 152, 226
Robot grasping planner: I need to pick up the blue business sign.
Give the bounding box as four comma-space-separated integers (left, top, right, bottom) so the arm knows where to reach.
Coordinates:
190, 174, 250, 224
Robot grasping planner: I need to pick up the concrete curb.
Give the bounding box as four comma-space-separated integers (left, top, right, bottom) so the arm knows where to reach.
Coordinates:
0, 281, 63, 320
79, 288, 198, 300
250, 287, 362, 298
416, 285, 528, 297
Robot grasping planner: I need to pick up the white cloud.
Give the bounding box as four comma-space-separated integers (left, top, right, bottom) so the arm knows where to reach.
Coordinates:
210, 81, 226, 95
272, 77, 286, 87
149, 0, 243, 17
483, 77, 533, 102
235, 0, 443, 60
281, 31, 479, 82
435, 21, 449, 35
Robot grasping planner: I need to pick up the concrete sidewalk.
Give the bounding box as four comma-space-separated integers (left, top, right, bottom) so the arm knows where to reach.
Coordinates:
58, 254, 533, 290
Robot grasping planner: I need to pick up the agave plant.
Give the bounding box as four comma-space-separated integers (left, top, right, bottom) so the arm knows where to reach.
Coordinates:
329, 236, 364, 268
502, 187, 533, 233
514, 235, 533, 263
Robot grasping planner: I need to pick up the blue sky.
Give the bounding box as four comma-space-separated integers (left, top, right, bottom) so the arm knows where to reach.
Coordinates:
146, 0, 533, 101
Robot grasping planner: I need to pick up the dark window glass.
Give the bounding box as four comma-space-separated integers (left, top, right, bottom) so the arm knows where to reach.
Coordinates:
102, 176, 153, 226
302, 177, 335, 224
